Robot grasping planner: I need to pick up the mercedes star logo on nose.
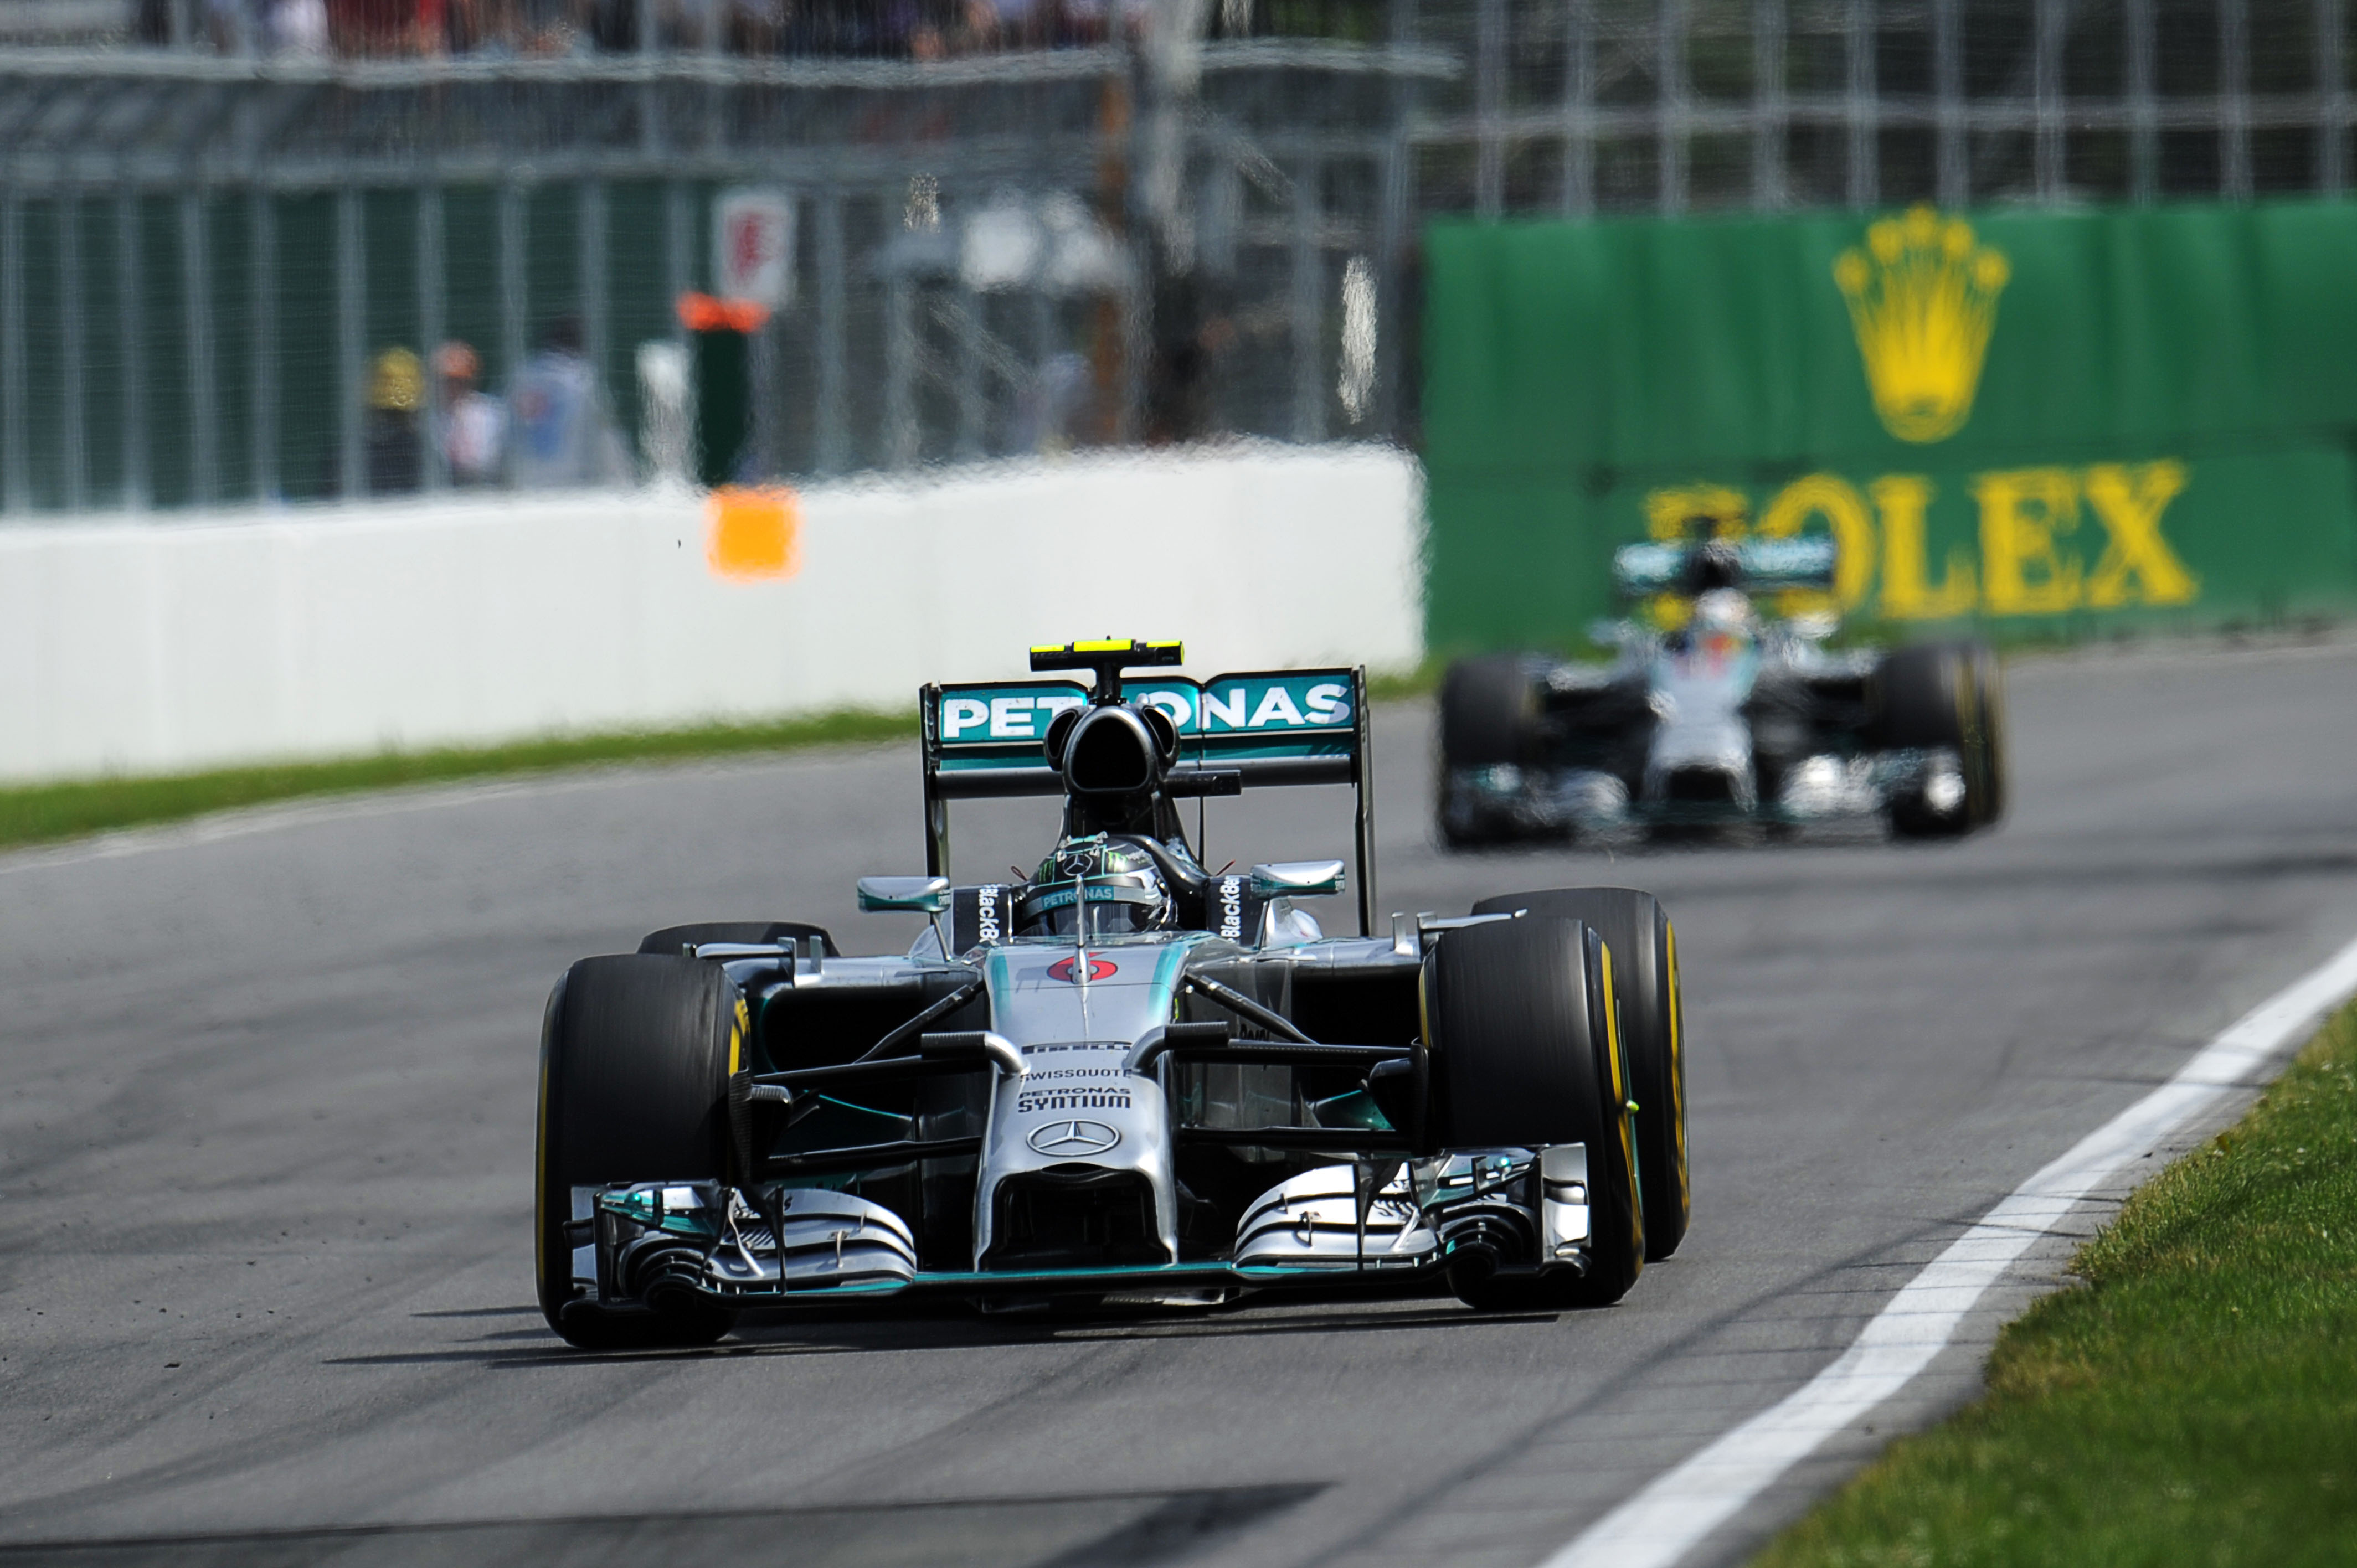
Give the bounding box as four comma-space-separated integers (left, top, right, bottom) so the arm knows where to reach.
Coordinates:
1027, 1119, 1122, 1157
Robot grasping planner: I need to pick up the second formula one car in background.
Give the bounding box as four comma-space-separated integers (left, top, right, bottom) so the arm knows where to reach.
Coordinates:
1437, 536, 2006, 847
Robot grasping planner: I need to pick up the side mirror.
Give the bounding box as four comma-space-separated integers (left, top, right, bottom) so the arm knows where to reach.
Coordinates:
857, 875, 951, 914
1787, 610, 1839, 641
1249, 860, 1346, 899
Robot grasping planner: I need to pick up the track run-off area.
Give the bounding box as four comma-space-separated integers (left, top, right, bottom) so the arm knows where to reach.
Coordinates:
5, 638, 2357, 1568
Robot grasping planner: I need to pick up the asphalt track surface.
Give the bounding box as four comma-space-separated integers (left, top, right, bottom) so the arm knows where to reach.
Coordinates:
6, 639, 2357, 1568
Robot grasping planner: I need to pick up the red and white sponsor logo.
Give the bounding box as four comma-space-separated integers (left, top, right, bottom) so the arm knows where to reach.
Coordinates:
1045, 955, 1118, 984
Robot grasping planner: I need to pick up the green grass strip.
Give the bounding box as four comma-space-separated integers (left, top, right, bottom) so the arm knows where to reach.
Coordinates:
0, 670, 1444, 854
1758, 1002, 2357, 1568
0, 708, 918, 853
1365, 661, 1443, 700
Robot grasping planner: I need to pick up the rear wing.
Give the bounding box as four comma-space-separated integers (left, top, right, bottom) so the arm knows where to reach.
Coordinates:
919, 667, 1377, 936
1613, 535, 1839, 597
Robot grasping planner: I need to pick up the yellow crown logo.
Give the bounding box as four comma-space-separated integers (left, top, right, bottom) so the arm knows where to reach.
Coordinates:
1834, 207, 2010, 444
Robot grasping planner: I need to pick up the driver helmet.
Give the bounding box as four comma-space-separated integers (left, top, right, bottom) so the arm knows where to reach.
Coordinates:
1012, 834, 1173, 939
1691, 587, 1754, 635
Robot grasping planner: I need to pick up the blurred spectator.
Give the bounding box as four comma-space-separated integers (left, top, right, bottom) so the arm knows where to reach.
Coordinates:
635, 341, 692, 487
953, 0, 1057, 50
442, 0, 513, 51
514, 0, 574, 49
838, 0, 936, 54
434, 341, 508, 486
142, 0, 1147, 53
622, 0, 787, 52
1144, 270, 1235, 444
204, 0, 255, 51
366, 348, 425, 494
1011, 350, 1092, 455
506, 315, 631, 490
729, 0, 787, 51
585, 0, 637, 49
949, 0, 998, 50
328, 0, 441, 53
269, 0, 331, 51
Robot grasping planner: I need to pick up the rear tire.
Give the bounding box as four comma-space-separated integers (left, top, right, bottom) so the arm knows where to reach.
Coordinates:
1471, 888, 1689, 1260
1875, 642, 2005, 838
536, 955, 744, 1349
1424, 916, 1643, 1310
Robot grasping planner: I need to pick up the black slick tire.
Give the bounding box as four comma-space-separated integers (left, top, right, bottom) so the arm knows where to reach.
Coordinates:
536, 954, 745, 1350
1471, 888, 1689, 1260
1874, 642, 2005, 838
1436, 656, 1541, 849
1439, 654, 1540, 769
1423, 915, 1643, 1310
1955, 641, 2008, 824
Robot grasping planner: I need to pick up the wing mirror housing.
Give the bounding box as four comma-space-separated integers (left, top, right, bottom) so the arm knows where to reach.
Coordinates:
1787, 610, 1839, 641
1249, 860, 1346, 899
857, 875, 951, 914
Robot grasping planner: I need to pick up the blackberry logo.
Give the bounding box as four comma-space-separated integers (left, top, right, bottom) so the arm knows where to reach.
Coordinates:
1218, 877, 1244, 940
977, 884, 1001, 943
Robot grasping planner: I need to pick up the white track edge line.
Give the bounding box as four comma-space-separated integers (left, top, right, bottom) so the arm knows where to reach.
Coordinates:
1536, 929, 2357, 1568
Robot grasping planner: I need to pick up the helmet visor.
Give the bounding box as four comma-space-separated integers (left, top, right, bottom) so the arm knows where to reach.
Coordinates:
1015, 879, 1166, 940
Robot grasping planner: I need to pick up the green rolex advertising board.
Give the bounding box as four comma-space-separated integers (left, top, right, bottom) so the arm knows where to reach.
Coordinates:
1422, 198, 2357, 649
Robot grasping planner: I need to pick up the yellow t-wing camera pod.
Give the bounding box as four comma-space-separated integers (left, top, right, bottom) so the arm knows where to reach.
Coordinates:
1027, 639, 1185, 702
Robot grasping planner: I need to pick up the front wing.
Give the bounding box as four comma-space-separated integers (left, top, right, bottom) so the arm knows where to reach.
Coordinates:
562, 1145, 1596, 1318
1443, 746, 1963, 839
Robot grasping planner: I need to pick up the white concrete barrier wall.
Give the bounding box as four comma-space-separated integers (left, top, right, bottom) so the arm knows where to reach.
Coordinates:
0, 443, 1424, 785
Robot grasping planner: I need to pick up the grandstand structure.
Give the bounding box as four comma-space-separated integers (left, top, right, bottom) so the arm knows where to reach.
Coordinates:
0, 0, 2346, 512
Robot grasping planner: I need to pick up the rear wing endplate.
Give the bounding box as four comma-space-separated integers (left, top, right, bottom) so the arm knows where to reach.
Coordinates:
919, 667, 1378, 936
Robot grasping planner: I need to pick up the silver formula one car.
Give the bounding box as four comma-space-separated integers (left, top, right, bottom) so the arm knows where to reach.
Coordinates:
1435, 537, 2007, 847
536, 639, 1690, 1347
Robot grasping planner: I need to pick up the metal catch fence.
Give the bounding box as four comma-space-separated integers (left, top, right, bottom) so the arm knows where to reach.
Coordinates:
0, 0, 2349, 514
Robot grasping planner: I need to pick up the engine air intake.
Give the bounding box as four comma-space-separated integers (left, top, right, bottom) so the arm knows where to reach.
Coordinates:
1058, 705, 1168, 796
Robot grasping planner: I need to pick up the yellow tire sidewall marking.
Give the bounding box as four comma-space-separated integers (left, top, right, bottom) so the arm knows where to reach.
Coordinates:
1665, 920, 1691, 1213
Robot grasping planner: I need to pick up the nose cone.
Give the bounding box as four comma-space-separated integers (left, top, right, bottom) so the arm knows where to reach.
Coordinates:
971, 944, 1184, 1271
975, 1040, 1177, 1271
1645, 715, 1757, 811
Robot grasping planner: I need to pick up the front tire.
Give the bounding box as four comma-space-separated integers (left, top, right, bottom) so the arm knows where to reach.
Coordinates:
1436, 656, 1541, 849
1875, 642, 2005, 838
536, 955, 744, 1349
1424, 915, 1643, 1310
1439, 654, 1541, 769
1472, 888, 1689, 1260
1955, 641, 2008, 824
